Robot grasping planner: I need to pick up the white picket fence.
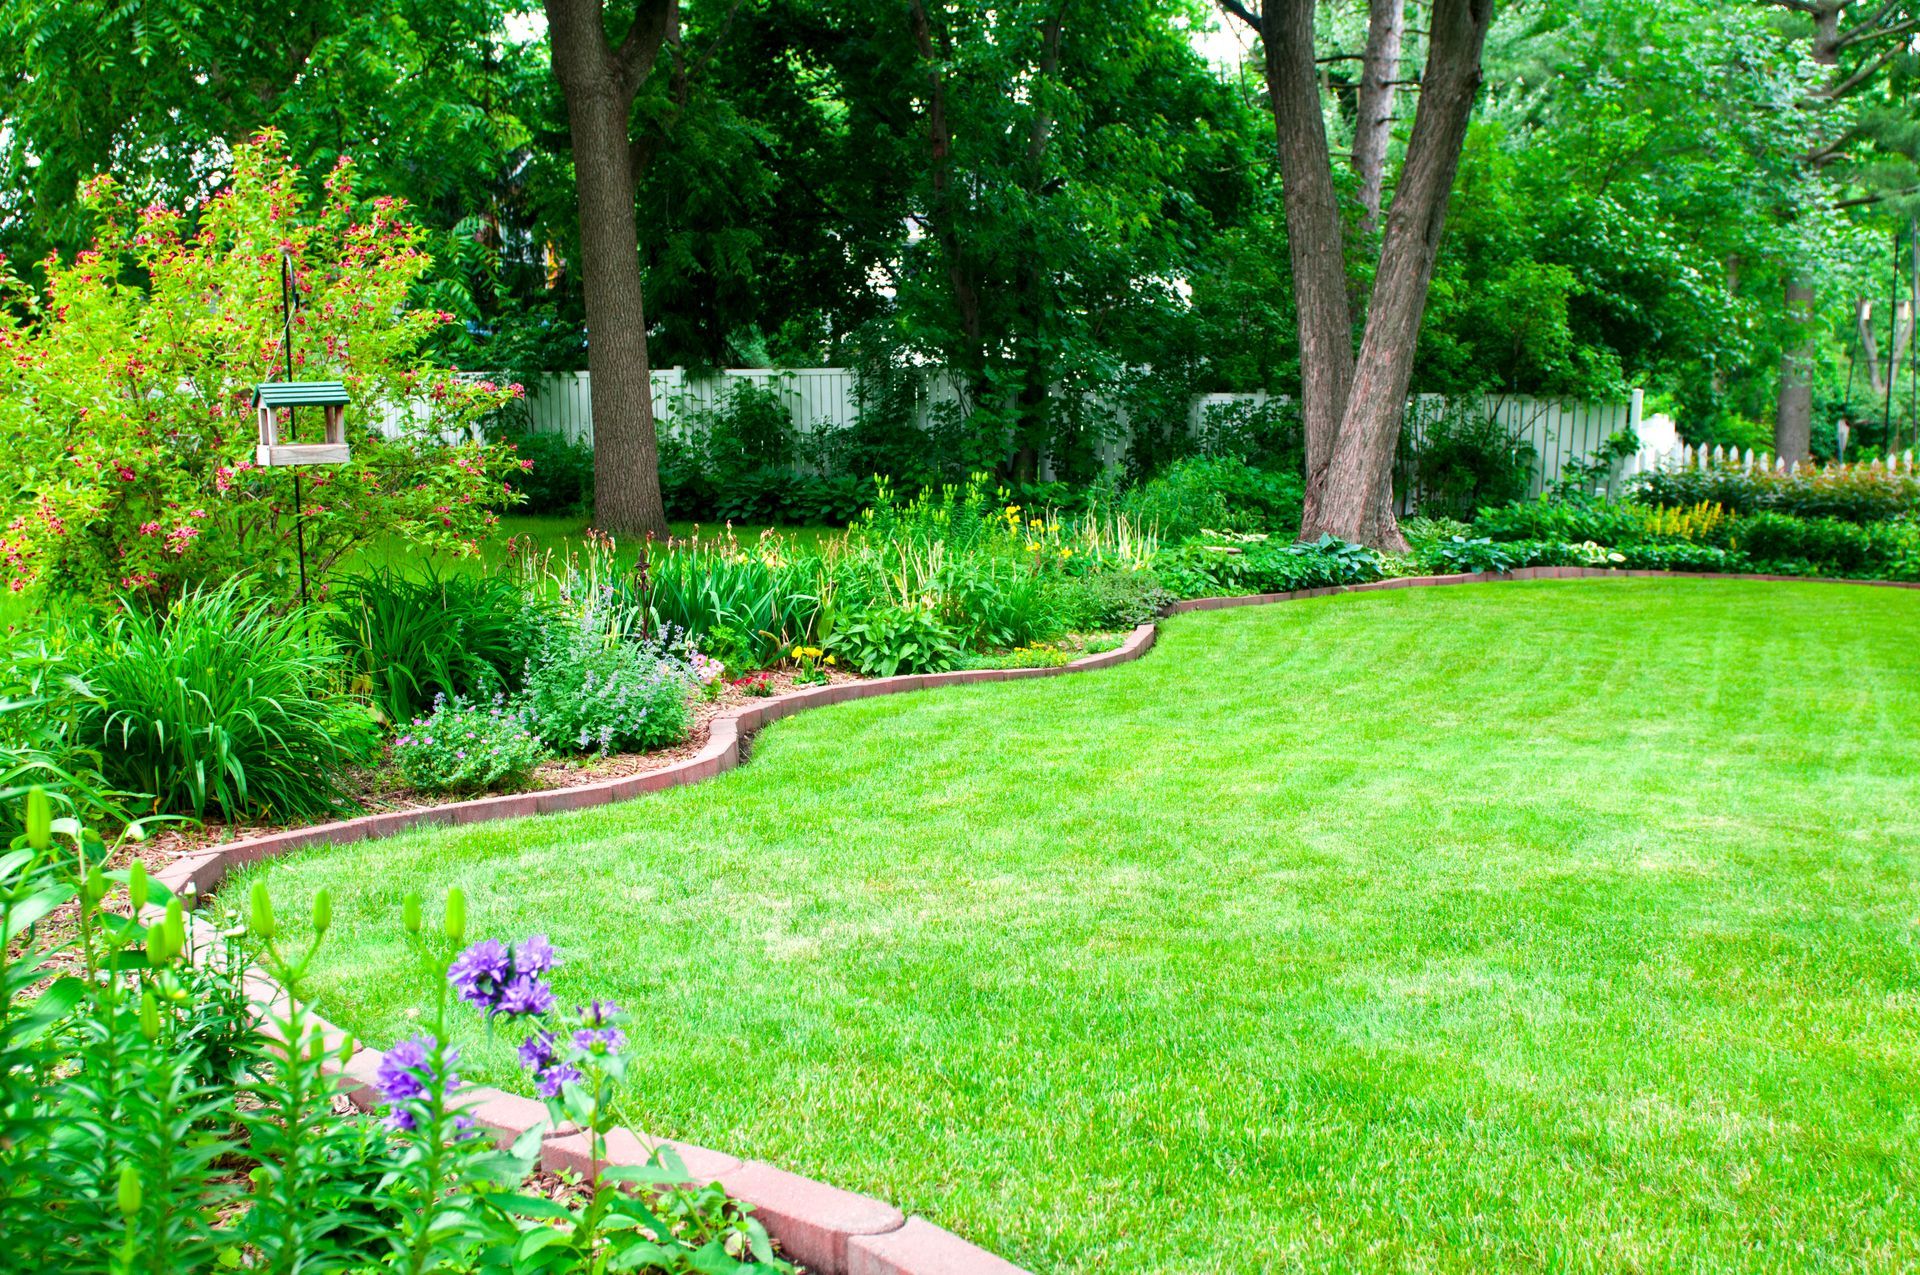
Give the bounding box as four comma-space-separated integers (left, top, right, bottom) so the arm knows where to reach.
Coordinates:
418, 368, 1657, 507
1632, 441, 1920, 475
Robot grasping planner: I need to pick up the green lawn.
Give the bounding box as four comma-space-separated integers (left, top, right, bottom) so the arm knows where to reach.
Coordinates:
241, 579, 1920, 1272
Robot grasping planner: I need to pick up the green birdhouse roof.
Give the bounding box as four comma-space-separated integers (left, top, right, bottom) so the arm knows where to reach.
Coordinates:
253, 381, 351, 408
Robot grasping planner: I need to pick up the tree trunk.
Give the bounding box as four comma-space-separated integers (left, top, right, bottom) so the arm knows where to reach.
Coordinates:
1353, 0, 1404, 235
547, 0, 674, 540
1776, 277, 1815, 466
1259, 0, 1356, 499
1300, 0, 1493, 550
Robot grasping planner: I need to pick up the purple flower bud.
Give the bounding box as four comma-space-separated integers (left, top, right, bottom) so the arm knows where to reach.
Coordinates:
535, 1062, 583, 1099
498, 973, 555, 1017
377, 1034, 460, 1130
514, 934, 557, 977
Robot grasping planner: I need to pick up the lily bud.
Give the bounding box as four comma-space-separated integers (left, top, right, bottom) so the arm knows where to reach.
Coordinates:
162, 899, 185, 960
249, 880, 276, 941
83, 866, 107, 904
139, 991, 160, 1041
443, 887, 466, 942
127, 861, 148, 912
312, 888, 332, 937
24, 788, 50, 851
144, 923, 169, 967
402, 890, 422, 935
116, 1164, 141, 1217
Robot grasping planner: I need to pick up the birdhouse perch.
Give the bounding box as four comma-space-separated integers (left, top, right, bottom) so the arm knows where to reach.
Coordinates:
253, 381, 352, 467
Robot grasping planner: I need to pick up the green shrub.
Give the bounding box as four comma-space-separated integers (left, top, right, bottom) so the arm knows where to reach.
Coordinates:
1123, 457, 1304, 541
1631, 463, 1920, 523
1415, 537, 1518, 575
503, 430, 594, 514
1154, 534, 1383, 598
1407, 410, 1535, 518
1048, 567, 1174, 631
521, 625, 694, 754
1613, 542, 1749, 572
827, 604, 964, 676
1729, 513, 1878, 575
393, 696, 547, 793
329, 566, 537, 726
1472, 498, 1649, 545
74, 584, 371, 821
1192, 399, 1305, 471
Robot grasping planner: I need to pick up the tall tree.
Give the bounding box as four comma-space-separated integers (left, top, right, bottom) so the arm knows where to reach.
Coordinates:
1221, 0, 1495, 548
1761, 0, 1919, 463
544, 0, 682, 537
1352, 0, 1406, 234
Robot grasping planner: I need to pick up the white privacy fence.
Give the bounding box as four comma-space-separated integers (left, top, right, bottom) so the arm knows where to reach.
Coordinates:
437, 368, 1658, 505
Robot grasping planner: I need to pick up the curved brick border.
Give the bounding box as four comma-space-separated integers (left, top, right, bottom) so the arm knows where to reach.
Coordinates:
168, 564, 1918, 1275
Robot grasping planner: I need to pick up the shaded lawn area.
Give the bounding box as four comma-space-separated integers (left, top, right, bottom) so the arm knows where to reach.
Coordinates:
240, 579, 1920, 1272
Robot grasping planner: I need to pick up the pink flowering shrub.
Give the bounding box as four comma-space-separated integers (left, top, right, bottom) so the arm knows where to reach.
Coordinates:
0, 132, 525, 599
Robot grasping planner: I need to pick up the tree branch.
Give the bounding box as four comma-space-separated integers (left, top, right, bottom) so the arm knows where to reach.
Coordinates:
1214, 0, 1261, 31
612, 0, 676, 96
1824, 38, 1907, 98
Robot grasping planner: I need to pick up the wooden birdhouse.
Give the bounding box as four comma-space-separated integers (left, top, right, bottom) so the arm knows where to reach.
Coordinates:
253, 382, 351, 467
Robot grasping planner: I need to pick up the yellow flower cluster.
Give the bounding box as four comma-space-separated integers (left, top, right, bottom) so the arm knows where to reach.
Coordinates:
790, 646, 835, 666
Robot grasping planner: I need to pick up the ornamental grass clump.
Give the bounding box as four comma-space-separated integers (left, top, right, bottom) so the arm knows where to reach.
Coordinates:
74, 581, 372, 821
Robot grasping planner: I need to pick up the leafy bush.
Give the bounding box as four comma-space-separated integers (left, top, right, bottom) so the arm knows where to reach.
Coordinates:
1154, 534, 1384, 598
73, 584, 371, 821
393, 695, 547, 793
827, 605, 964, 676
1472, 498, 1650, 545
1729, 512, 1879, 575
0, 795, 792, 1272
521, 623, 695, 754
330, 566, 537, 726
1407, 410, 1536, 518
0, 136, 522, 600
1631, 463, 1920, 524
1612, 542, 1750, 572
503, 430, 594, 514
1048, 567, 1174, 631
1123, 457, 1304, 541
1416, 536, 1518, 575
1192, 398, 1305, 471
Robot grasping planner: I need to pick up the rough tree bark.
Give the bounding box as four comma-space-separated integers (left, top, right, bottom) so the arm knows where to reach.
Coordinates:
1252, 0, 1356, 496
1352, 0, 1405, 234
1221, 0, 1493, 549
546, 0, 676, 539
1777, 278, 1816, 465
1302, 0, 1493, 548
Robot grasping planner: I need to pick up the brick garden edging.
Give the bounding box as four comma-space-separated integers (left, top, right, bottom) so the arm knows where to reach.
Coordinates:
174, 565, 1920, 1275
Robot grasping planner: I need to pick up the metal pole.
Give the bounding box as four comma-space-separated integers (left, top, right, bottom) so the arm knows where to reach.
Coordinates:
1886, 226, 1900, 454
293, 471, 309, 608
1908, 216, 1918, 456
283, 254, 308, 608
